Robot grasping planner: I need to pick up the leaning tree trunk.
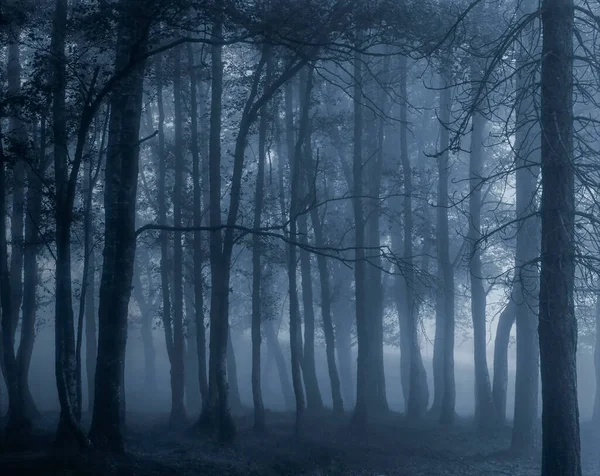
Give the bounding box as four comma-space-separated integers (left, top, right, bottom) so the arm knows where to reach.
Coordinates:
89, 0, 148, 452
538, 0, 581, 473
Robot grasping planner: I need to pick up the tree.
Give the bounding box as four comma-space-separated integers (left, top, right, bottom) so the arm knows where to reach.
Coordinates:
510, 0, 541, 452
437, 56, 456, 425
89, 0, 149, 452
538, 0, 581, 473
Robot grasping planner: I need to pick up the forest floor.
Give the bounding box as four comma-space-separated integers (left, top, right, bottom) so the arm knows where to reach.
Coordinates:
0, 410, 598, 475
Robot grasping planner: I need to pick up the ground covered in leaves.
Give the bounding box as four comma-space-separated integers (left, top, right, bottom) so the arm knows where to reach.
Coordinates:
0, 410, 598, 475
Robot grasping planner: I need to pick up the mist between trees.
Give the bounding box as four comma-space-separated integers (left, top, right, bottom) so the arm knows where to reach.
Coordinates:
0, 0, 596, 475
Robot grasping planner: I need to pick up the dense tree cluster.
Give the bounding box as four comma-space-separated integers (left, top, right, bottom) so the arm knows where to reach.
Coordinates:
0, 0, 595, 474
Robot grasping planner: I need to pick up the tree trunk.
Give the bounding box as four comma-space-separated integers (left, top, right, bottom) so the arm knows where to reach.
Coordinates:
351, 47, 370, 429
18, 120, 47, 423
196, 13, 235, 442
492, 298, 515, 424
184, 283, 200, 413
89, 0, 148, 451
539, 0, 580, 473
437, 58, 456, 425
170, 45, 187, 426
306, 144, 344, 416
510, 0, 541, 452
188, 42, 209, 414
287, 71, 312, 435
264, 319, 295, 411
227, 329, 242, 413
51, 0, 87, 448
400, 55, 429, 419
468, 83, 496, 429
250, 48, 272, 431
297, 68, 323, 414
594, 295, 600, 423
133, 255, 156, 395
0, 116, 28, 442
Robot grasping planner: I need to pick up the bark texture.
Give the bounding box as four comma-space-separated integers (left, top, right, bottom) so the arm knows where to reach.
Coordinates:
539, 0, 581, 473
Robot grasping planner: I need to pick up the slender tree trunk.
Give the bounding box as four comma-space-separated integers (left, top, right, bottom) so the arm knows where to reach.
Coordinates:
184, 282, 200, 412
539, 0, 580, 473
250, 48, 272, 431
492, 298, 515, 424
438, 59, 456, 425
170, 45, 187, 426
196, 12, 235, 442
297, 68, 323, 414
264, 319, 295, 411
510, 0, 541, 452
333, 304, 354, 409
51, 0, 88, 448
8, 38, 25, 361
305, 139, 344, 416
468, 79, 496, 429
594, 295, 600, 423
188, 42, 209, 414
351, 46, 370, 429
400, 56, 429, 419
154, 52, 178, 422
1, 3, 31, 437
0, 117, 28, 442
288, 71, 314, 435
89, 0, 148, 451
82, 155, 97, 414
133, 255, 156, 395
364, 58, 388, 414
18, 120, 47, 422
227, 329, 242, 412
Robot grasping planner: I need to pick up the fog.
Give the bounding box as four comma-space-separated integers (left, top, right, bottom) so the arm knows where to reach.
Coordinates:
1, 0, 600, 475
